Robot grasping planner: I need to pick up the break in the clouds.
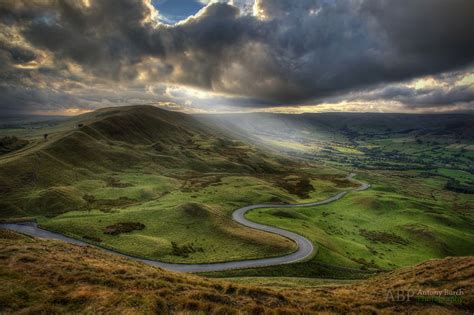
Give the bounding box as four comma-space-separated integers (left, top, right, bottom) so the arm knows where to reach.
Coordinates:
0, 0, 473, 115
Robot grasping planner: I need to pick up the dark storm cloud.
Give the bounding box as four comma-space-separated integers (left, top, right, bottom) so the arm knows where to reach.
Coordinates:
0, 84, 82, 115
0, 43, 37, 65
364, 85, 474, 108
19, 0, 166, 80
0, 0, 473, 113
242, 0, 474, 103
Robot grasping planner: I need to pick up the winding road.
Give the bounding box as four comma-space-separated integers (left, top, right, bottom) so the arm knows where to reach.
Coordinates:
0, 174, 369, 273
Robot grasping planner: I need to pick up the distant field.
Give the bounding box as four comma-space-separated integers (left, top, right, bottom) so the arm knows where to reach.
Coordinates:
434, 168, 474, 185
201, 113, 474, 174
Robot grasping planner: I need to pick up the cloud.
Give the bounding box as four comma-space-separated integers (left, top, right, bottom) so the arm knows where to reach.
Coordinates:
365, 85, 474, 109
0, 0, 473, 114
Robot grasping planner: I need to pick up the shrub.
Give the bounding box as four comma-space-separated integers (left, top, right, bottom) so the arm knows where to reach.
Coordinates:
155, 297, 169, 314
171, 241, 204, 258
445, 179, 474, 194
104, 222, 145, 235
0, 136, 28, 155
82, 235, 102, 243
177, 202, 209, 217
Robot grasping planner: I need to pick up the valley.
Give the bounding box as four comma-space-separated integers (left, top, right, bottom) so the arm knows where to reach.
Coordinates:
0, 173, 370, 272
0, 106, 472, 276
0, 106, 473, 312
1, 0, 473, 312
0, 106, 356, 266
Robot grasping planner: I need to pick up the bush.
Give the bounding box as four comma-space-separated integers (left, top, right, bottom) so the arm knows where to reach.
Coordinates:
171, 241, 204, 258
155, 297, 169, 314
177, 202, 209, 217
445, 179, 474, 194
0, 136, 28, 155
104, 222, 145, 235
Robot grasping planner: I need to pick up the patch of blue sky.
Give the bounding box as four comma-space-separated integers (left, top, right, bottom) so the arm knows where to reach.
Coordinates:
152, 0, 206, 24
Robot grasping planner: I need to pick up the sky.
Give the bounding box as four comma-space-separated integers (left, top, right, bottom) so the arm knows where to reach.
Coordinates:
0, 0, 473, 116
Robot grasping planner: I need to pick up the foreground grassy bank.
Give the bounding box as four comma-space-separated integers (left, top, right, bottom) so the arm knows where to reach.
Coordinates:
0, 230, 472, 314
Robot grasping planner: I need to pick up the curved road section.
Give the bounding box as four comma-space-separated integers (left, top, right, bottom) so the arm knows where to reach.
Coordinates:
0, 174, 369, 273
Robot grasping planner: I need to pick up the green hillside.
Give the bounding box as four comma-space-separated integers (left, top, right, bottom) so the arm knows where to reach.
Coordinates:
197, 113, 474, 276
0, 106, 351, 264
1, 107, 472, 274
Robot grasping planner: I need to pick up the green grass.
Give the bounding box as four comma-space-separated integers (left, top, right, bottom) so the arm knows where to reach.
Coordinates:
0, 105, 353, 265
434, 168, 474, 185
244, 172, 474, 271
1, 107, 473, 277
0, 106, 322, 263
35, 174, 289, 263
204, 174, 473, 279
73, 173, 181, 201
36, 171, 352, 263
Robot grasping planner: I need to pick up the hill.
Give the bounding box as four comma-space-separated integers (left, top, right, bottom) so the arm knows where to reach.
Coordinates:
0, 105, 298, 217
0, 106, 471, 273
0, 105, 352, 265
0, 229, 472, 314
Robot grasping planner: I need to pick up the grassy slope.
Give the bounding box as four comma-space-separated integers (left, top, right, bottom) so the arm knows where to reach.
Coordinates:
0, 106, 352, 264
247, 173, 474, 269
197, 113, 474, 276
0, 230, 472, 314
1, 108, 472, 272
205, 171, 473, 278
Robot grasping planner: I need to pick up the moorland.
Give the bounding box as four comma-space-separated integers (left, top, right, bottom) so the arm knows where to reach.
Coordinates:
0, 229, 472, 314
0, 106, 358, 267
0, 106, 473, 313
